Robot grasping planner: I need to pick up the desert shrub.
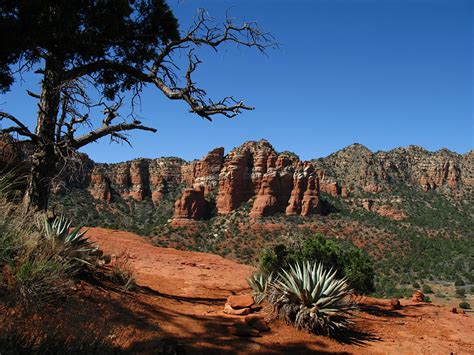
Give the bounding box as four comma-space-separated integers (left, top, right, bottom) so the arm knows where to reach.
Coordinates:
267, 261, 355, 336
459, 301, 471, 309
470, 286, 474, 293
422, 284, 433, 294
423, 296, 432, 303
259, 234, 375, 294
110, 252, 136, 291
454, 278, 465, 286
0, 176, 106, 303
41, 215, 104, 275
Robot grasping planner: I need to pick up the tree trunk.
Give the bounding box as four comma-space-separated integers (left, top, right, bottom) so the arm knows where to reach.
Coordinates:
23, 144, 57, 211
23, 56, 61, 211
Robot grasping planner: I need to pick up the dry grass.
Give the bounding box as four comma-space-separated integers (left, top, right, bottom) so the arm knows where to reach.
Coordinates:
110, 252, 136, 291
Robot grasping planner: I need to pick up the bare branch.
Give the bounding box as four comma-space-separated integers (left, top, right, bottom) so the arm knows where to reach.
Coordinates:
61, 11, 275, 121
0, 111, 37, 140
71, 122, 157, 149
27, 90, 41, 99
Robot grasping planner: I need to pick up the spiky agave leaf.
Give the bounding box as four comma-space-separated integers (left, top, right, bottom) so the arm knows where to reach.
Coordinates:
42, 215, 101, 271
268, 260, 355, 336
247, 271, 274, 304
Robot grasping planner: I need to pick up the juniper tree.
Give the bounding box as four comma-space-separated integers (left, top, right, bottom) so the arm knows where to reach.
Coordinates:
0, 0, 273, 210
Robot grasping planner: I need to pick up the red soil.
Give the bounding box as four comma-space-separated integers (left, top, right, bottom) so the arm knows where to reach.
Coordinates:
3, 227, 471, 354
86, 228, 474, 354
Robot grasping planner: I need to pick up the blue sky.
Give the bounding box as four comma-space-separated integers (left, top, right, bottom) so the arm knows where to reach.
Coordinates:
1, 0, 472, 162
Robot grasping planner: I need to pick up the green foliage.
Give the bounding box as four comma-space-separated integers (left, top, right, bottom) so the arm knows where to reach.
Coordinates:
247, 271, 274, 304
259, 234, 375, 294
267, 261, 355, 336
42, 215, 104, 274
454, 278, 465, 286
0, 1, 179, 95
0, 176, 105, 303
422, 284, 433, 294
459, 301, 471, 309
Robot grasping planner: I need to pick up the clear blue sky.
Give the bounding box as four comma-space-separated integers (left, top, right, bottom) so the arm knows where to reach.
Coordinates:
1, 0, 472, 162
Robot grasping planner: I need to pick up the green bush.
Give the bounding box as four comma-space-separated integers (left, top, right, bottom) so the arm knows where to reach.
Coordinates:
422, 284, 433, 294
454, 278, 465, 286
0, 193, 106, 304
259, 234, 375, 294
459, 301, 471, 309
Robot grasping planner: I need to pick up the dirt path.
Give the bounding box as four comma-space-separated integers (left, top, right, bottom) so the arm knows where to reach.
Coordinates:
87, 228, 474, 354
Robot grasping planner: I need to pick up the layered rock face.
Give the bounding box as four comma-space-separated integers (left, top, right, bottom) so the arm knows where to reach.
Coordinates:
181, 147, 224, 195
2, 135, 470, 221
88, 157, 185, 203
217, 140, 319, 218
173, 187, 210, 220
312, 144, 470, 194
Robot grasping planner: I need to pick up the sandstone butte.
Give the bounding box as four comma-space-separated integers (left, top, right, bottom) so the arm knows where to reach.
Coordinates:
2, 138, 472, 221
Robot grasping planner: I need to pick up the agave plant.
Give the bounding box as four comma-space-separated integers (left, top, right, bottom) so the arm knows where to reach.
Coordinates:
42, 215, 102, 272
268, 260, 355, 336
247, 271, 274, 304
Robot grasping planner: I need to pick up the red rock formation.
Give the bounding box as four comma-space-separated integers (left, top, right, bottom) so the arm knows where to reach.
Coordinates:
363, 183, 382, 194
129, 160, 150, 201
89, 168, 112, 202
341, 186, 349, 198
182, 147, 224, 195
173, 187, 209, 220
250, 171, 281, 217
149, 158, 185, 203
362, 199, 406, 221
216, 150, 251, 213
301, 174, 321, 216
285, 171, 306, 215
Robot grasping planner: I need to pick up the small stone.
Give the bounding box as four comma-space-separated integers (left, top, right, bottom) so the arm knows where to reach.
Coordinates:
390, 298, 401, 310
451, 307, 458, 314
412, 290, 424, 302
224, 303, 251, 316
227, 294, 254, 309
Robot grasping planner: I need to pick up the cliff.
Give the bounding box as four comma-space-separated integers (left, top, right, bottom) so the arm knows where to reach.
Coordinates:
2, 137, 471, 221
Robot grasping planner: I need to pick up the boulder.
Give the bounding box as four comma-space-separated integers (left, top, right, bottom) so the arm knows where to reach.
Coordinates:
227, 294, 254, 309
223, 303, 252, 316
412, 290, 425, 302
390, 298, 401, 310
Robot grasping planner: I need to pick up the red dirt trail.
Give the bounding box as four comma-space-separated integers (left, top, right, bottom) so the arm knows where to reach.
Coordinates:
85, 227, 474, 354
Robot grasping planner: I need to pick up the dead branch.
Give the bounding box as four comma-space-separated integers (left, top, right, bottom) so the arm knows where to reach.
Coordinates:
0, 111, 37, 140
62, 10, 276, 121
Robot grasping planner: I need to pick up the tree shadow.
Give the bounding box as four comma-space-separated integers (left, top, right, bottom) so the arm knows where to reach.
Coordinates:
358, 304, 406, 318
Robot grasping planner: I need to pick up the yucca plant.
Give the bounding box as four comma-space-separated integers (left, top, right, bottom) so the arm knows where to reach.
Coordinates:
268, 261, 355, 336
247, 271, 274, 304
41, 215, 103, 274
